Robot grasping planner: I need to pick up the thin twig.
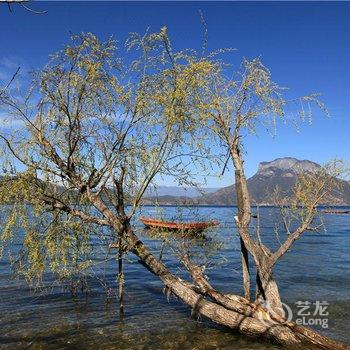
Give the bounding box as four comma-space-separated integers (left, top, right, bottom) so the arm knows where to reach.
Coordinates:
0, 67, 20, 98
1, 1, 47, 15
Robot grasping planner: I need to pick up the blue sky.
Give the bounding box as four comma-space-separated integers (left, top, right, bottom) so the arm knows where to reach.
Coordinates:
0, 1, 349, 187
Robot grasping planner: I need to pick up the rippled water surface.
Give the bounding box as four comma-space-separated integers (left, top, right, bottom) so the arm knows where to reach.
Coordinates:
1, 206, 349, 349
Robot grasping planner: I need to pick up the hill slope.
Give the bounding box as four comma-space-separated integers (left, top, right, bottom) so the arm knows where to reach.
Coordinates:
197, 157, 350, 205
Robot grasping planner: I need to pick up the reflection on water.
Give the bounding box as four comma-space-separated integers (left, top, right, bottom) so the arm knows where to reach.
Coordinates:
0, 206, 349, 349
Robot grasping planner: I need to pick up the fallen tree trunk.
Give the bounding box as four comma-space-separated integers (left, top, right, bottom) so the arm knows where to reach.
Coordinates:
124, 226, 349, 350
180, 254, 349, 350
88, 192, 349, 349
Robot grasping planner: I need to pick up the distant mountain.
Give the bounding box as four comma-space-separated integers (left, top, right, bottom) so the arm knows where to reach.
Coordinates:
142, 195, 195, 205
0, 175, 216, 205
197, 157, 350, 205
145, 157, 350, 206
145, 186, 218, 198
3, 157, 349, 206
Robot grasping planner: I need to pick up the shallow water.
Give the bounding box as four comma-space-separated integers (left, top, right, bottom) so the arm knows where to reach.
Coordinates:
0, 206, 349, 349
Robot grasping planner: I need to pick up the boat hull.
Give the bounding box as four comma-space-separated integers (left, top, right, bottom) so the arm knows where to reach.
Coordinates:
323, 210, 350, 214
139, 217, 219, 233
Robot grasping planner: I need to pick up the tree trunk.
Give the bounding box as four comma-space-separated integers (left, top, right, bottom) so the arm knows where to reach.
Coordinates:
256, 266, 283, 316
234, 166, 252, 301
240, 237, 251, 301
231, 147, 283, 316
118, 236, 124, 318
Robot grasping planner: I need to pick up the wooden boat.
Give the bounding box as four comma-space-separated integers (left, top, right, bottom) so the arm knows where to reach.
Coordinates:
139, 216, 219, 232
322, 209, 350, 214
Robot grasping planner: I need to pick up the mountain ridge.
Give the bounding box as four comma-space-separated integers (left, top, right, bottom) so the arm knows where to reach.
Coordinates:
144, 157, 350, 206
2, 157, 349, 206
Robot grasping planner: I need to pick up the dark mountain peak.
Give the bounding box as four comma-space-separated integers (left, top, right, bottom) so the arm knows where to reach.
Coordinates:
196, 157, 350, 206
257, 157, 320, 176
141, 157, 350, 206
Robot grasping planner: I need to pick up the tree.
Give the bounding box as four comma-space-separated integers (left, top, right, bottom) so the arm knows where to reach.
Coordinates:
201, 57, 345, 315
0, 31, 348, 350
0, 27, 226, 314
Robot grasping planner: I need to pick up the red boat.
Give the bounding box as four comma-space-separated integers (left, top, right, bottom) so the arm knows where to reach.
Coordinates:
139, 216, 219, 232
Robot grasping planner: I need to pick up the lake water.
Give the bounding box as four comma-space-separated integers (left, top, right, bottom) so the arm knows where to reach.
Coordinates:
0, 206, 349, 349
